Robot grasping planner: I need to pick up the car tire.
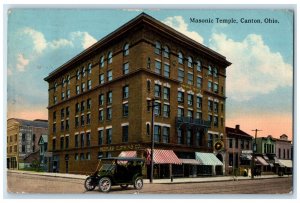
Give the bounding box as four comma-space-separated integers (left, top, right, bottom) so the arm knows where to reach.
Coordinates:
84, 176, 96, 191
99, 177, 112, 192
134, 177, 143, 190
120, 184, 129, 189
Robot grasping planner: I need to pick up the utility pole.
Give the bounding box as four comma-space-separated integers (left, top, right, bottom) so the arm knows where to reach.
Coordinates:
251, 129, 262, 179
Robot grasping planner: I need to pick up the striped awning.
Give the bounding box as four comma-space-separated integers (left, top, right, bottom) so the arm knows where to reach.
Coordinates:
195, 152, 223, 166
147, 149, 182, 165
118, 151, 137, 157
278, 159, 293, 168
180, 158, 201, 165
255, 156, 269, 166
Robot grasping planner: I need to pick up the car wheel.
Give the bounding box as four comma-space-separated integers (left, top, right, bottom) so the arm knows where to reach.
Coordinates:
84, 176, 96, 191
134, 177, 143, 190
120, 184, 129, 189
99, 177, 111, 192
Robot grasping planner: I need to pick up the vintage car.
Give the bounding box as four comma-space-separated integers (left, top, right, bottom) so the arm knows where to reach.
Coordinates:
84, 157, 145, 192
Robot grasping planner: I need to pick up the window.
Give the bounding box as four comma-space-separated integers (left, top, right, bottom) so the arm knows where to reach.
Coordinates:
208, 65, 212, 75
187, 110, 193, 118
99, 94, 104, 106
98, 130, 103, 145
187, 56, 193, 68
107, 70, 112, 81
61, 92, 65, 100
155, 60, 161, 74
196, 132, 203, 146
86, 132, 91, 147
106, 128, 112, 144
124, 43, 129, 56
60, 120, 64, 131
53, 111, 56, 120
82, 66, 86, 77
108, 51, 113, 64
164, 64, 170, 78
75, 117, 79, 127
98, 109, 104, 121
122, 125, 129, 143
107, 91, 112, 104
61, 108, 65, 119
214, 102, 218, 113
208, 100, 213, 112
76, 70, 80, 80
75, 103, 80, 113
99, 56, 104, 68
208, 134, 213, 148
208, 81, 212, 91
81, 115, 85, 126
214, 83, 219, 93
67, 89, 70, 98
80, 153, 85, 160
208, 115, 213, 125
81, 101, 85, 112
87, 98, 91, 110
66, 119, 69, 130
81, 83, 85, 92
177, 91, 184, 103
155, 41, 161, 54
86, 153, 91, 160
163, 46, 169, 58
196, 61, 201, 71
177, 129, 184, 144
88, 63, 92, 74
80, 133, 85, 148
196, 97, 202, 109
54, 82, 57, 91
187, 130, 192, 146
187, 94, 193, 106
52, 139, 56, 151
123, 85, 129, 99
75, 134, 79, 148
187, 72, 194, 85
67, 75, 70, 85
154, 102, 161, 116
123, 63, 129, 75
76, 85, 80, 95
154, 84, 161, 98
162, 127, 170, 143
178, 52, 183, 64
178, 69, 184, 82
107, 107, 112, 120
163, 87, 170, 101
123, 103, 129, 117
177, 107, 184, 118
213, 67, 218, 77
99, 74, 104, 84
229, 139, 233, 148
87, 80, 92, 90
214, 116, 218, 127
54, 96, 57, 104
86, 113, 91, 125
154, 125, 161, 142
163, 104, 170, 118
196, 77, 202, 88
60, 137, 64, 150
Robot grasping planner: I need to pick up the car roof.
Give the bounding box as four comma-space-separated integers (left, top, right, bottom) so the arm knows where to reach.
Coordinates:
99, 157, 144, 162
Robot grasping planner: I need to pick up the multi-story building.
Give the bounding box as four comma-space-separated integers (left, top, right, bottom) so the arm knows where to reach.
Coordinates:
44, 13, 231, 177
225, 125, 253, 175
255, 135, 276, 173
274, 134, 292, 174
7, 118, 48, 169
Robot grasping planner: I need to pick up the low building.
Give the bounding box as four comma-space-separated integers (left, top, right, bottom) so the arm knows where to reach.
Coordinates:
255, 135, 276, 173
7, 118, 48, 170
274, 134, 292, 175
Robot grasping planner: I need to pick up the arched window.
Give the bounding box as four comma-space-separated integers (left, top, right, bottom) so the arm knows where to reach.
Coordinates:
163, 46, 169, 58
82, 66, 86, 77
108, 51, 113, 64
88, 63, 92, 74
54, 82, 57, 91
188, 56, 193, 68
155, 41, 161, 54
178, 52, 183, 64
99, 56, 104, 68
208, 65, 212, 75
213, 67, 218, 77
62, 77, 66, 87
67, 75, 70, 84
76, 70, 81, 80
196, 61, 201, 71
123, 43, 129, 56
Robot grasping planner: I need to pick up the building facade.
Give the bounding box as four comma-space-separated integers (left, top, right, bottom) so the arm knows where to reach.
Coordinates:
225, 125, 253, 175
44, 13, 231, 176
274, 134, 292, 174
7, 118, 48, 169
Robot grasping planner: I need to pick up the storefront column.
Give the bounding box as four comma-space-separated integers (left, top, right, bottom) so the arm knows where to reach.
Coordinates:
169, 164, 172, 179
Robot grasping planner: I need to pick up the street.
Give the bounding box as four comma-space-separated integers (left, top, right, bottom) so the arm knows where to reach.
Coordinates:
6, 172, 293, 195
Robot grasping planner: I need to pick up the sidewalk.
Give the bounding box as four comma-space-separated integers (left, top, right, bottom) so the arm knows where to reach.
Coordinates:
7, 169, 290, 184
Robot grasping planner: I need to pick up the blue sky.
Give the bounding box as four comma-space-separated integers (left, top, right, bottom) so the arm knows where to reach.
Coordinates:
6, 8, 294, 138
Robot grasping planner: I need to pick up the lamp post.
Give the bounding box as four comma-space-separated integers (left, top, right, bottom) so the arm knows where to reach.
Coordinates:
251, 129, 262, 179
147, 98, 159, 183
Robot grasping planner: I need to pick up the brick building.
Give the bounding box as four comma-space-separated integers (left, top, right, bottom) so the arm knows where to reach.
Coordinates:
44, 13, 231, 177
7, 118, 48, 169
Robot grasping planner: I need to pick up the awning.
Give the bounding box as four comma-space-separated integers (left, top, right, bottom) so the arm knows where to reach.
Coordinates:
240, 154, 252, 160
147, 149, 182, 165
118, 151, 137, 157
179, 158, 201, 165
195, 152, 223, 166
278, 159, 293, 168
263, 155, 269, 161
255, 156, 269, 166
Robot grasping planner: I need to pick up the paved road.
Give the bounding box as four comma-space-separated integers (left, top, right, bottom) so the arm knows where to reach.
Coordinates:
6, 172, 293, 196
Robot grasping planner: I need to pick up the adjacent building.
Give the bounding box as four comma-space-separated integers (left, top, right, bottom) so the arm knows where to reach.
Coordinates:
7, 118, 48, 169
44, 13, 231, 177
274, 134, 292, 174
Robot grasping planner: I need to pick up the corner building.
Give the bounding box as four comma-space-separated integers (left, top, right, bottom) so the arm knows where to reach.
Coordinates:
44, 13, 231, 177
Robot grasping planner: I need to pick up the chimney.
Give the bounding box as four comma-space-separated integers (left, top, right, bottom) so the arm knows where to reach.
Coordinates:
235, 125, 240, 130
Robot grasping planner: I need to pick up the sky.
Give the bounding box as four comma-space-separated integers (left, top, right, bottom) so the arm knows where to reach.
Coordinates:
6, 8, 294, 139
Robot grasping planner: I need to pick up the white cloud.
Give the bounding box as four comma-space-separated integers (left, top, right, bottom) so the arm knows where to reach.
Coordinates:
22, 27, 47, 54
163, 16, 204, 44
209, 33, 293, 101
48, 39, 73, 49
70, 31, 97, 49
16, 53, 30, 72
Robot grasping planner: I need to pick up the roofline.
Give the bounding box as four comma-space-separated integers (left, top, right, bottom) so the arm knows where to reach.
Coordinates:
44, 12, 231, 82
